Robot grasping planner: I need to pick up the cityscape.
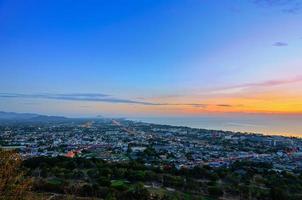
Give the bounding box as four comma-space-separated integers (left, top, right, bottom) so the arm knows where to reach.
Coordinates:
1, 117, 302, 172
1, 113, 302, 199
1, 0, 302, 199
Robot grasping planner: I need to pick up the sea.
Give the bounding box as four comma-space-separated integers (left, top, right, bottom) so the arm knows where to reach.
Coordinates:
130, 114, 302, 137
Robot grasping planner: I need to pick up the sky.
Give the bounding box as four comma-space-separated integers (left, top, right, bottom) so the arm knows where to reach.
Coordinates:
0, 0, 302, 119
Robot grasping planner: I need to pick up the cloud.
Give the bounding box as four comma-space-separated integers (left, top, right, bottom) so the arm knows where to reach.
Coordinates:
237, 76, 302, 88
163, 103, 208, 108
273, 42, 288, 47
216, 104, 233, 107
0, 93, 241, 110
0, 93, 158, 106
253, 0, 302, 13
217, 75, 302, 92
55, 93, 109, 97
0, 92, 211, 107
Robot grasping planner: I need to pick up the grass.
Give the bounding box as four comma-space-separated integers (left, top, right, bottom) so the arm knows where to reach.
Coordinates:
47, 177, 63, 185
111, 180, 128, 190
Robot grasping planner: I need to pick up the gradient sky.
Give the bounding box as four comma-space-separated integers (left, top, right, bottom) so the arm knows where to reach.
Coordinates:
1, 0, 302, 117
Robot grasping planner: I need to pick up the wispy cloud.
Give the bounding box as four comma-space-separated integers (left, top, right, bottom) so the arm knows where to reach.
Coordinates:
273, 41, 288, 47
216, 104, 233, 107
0, 92, 236, 109
235, 76, 302, 88
160, 103, 207, 108
253, 0, 302, 13
0, 93, 158, 106
215, 75, 302, 93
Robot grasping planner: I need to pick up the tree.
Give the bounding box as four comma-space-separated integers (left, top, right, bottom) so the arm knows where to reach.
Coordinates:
270, 187, 288, 200
121, 183, 150, 200
208, 186, 223, 198
97, 176, 111, 187
105, 192, 117, 200
0, 150, 32, 200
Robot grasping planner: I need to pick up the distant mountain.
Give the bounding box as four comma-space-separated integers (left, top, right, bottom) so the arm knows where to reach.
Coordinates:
0, 111, 40, 120
30, 115, 68, 122
0, 111, 68, 122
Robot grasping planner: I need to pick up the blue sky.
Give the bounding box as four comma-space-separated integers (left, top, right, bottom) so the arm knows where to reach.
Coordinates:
0, 0, 302, 117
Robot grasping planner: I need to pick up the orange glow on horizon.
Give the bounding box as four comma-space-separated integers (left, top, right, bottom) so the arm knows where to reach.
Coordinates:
135, 86, 302, 116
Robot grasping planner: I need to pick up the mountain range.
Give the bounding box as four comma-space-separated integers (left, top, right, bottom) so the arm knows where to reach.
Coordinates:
0, 111, 68, 122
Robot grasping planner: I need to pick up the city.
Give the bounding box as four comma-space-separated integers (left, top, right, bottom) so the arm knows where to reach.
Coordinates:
1, 118, 302, 172
1, 117, 302, 199
1, 0, 302, 199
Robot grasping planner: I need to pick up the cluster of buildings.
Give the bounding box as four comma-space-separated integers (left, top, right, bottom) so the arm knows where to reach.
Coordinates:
1, 118, 302, 172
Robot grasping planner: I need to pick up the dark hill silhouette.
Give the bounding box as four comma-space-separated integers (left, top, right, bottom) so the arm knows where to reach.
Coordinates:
0, 111, 68, 122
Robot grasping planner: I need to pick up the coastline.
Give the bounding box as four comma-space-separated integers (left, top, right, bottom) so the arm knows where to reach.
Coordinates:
129, 116, 302, 138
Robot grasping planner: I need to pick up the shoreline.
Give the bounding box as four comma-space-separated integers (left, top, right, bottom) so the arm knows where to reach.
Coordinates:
129, 117, 302, 139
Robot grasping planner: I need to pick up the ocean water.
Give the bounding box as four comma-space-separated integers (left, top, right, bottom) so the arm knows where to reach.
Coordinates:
130, 115, 302, 137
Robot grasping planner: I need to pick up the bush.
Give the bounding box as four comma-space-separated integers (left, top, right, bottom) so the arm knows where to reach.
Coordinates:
111, 180, 128, 191
0, 150, 32, 200
98, 176, 111, 187
208, 186, 223, 197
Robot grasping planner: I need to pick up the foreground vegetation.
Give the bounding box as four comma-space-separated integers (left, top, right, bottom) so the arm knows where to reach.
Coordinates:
0, 151, 32, 200
2, 150, 302, 199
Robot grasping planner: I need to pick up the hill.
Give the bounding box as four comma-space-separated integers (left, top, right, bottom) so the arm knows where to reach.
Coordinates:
0, 111, 68, 122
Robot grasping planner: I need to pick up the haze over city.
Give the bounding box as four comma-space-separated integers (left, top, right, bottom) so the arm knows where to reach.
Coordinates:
1, 0, 302, 135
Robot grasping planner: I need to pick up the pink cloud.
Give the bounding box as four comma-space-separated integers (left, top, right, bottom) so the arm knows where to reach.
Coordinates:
222, 75, 302, 90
